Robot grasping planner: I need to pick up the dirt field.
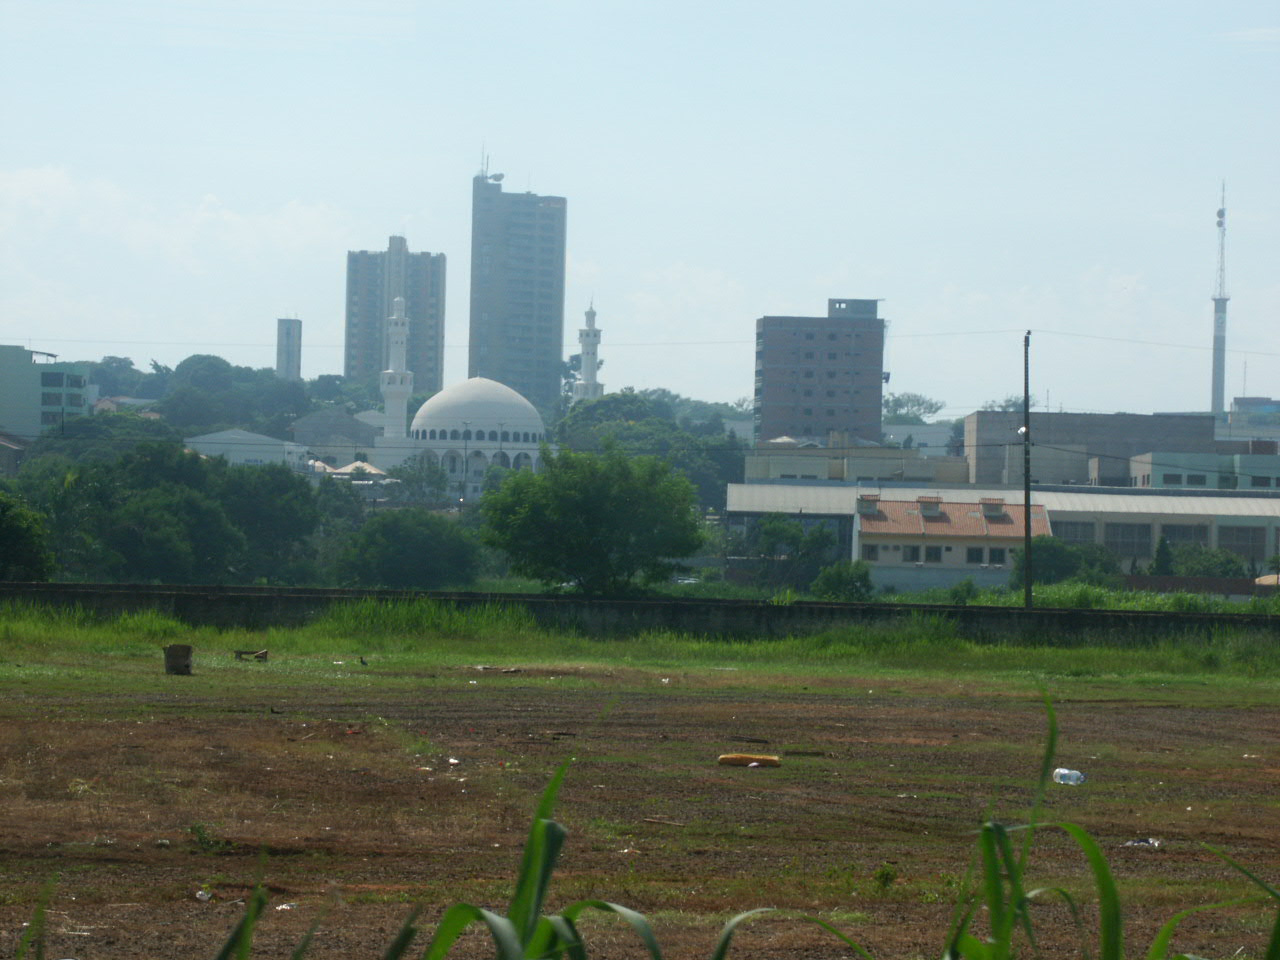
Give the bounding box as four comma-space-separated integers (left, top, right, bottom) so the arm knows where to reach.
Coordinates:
2, 660, 1277, 958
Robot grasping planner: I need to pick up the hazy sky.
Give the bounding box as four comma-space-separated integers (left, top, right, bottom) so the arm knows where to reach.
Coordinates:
2, 0, 1276, 420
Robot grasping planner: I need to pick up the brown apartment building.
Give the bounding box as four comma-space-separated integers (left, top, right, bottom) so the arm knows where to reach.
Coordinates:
753, 298, 886, 445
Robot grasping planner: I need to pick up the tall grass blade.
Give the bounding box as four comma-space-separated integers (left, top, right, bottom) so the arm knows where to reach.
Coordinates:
1143, 897, 1258, 960
1019, 692, 1057, 872
561, 900, 666, 960
213, 885, 267, 960
378, 906, 421, 960
977, 823, 1010, 954
508, 760, 571, 941
799, 916, 876, 960
1203, 846, 1280, 960
419, 904, 525, 960
1051, 822, 1123, 960
545, 915, 588, 960
13, 879, 52, 960
707, 908, 772, 960
289, 911, 329, 960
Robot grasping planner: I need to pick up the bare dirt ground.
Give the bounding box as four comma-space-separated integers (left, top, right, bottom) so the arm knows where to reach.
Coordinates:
1, 662, 1278, 958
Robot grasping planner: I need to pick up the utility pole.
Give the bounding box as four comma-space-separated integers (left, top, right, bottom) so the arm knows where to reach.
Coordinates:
1211, 184, 1229, 421
1023, 330, 1033, 610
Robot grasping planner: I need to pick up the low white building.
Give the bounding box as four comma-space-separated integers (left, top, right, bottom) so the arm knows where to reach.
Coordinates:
185, 428, 310, 470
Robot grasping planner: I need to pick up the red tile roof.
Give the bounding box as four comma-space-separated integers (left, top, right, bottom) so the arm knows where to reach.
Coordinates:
857, 498, 1050, 540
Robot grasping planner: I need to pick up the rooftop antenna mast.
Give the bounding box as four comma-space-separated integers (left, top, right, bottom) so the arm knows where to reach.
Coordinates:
1211, 183, 1229, 420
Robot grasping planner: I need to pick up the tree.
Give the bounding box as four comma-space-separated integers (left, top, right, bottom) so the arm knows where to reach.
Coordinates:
1151, 537, 1174, 576
882, 392, 945, 425
1170, 543, 1246, 579
1010, 536, 1121, 588
745, 514, 838, 589
0, 492, 54, 581
23, 413, 181, 464
481, 446, 703, 595
218, 463, 320, 582
386, 451, 449, 505
982, 395, 1038, 412
338, 509, 479, 590
811, 560, 873, 602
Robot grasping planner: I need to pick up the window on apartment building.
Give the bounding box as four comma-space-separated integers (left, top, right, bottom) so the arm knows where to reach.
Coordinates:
40, 412, 60, 424
1053, 521, 1096, 545
903, 546, 921, 562
827, 371, 837, 379
1219, 525, 1267, 561
1250, 475, 1272, 487
825, 409, 834, 416
1104, 522, 1153, 558
802, 407, 812, 416
966, 547, 984, 563
66, 393, 83, 406
40, 393, 62, 406
66, 375, 84, 388
925, 546, 942, 563
827, 333, 837, 340
1186, 474, 1208, 486
827, 352, 837, 360
1162, 473, 1183, 485
40, 372, 64, 387
862, 545, 879, 561
988, 547, 1007, 565
1161, 523, 1208, 546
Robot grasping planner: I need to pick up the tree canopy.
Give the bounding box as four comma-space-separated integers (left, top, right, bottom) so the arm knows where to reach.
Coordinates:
1010, 536, 1121, 588
481, 446, 703, 595
0, 491, 55, 581
882, 392, 945, 425
557, 391, 745, 510
338, 509, 479, 590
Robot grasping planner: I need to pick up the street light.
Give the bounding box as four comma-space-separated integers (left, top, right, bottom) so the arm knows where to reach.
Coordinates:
461, 419, 470, 503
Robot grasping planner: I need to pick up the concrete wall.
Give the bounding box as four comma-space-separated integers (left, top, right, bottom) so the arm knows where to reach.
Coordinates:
1, 581, 1277, 645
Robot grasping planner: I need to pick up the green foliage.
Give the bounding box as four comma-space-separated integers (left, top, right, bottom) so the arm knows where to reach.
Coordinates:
338, 509, 479, 590
1170, 542, 1247, 579
739, 514, 838, 590
557, 391, 745, 510
810, 560, 874, 602
386, 451, 449, 506
14, 441, 331, 585
482, 446, 703, 595
1151, 536, 1174, 575
154, 354, 313, 437
0, 491, 54, 581
882, 391, 945, 425
23, 412, 181, 464
1010, 536, 1121, 588
189, 822, 232, 854
948, 577, 980, 605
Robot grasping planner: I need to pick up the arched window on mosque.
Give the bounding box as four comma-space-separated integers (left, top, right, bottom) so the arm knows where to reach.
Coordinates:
488, 430, 498, 441
450, 429, 460, 440
462, 429, 472, 441
501, 431, 510, 442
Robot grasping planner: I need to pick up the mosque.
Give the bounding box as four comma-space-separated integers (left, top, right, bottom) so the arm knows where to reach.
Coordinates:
359, 296, 603, 500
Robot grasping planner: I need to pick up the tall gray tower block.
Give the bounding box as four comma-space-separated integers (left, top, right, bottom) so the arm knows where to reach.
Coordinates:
276, 317, 302, 381
1211, 190, 1229, 421
468, 170, 567, 416
344, 236, 446, 392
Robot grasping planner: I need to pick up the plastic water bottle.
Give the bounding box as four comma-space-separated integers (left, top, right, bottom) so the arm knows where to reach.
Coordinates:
1052, 767, 1086, 785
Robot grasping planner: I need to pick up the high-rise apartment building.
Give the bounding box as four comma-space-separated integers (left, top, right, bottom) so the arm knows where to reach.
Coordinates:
276, 317, 301, 381
344, 236, 446, 392
753, 299, 886, 445
468, 171, 567, 415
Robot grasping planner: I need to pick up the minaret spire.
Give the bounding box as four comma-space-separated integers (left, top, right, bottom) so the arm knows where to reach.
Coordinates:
572, 302, 604, 403
1211, 183, 1229, 420
380, 296, 413, 439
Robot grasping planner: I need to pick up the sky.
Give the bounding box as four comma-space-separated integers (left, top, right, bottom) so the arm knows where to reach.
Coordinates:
1, 0, 1277, 420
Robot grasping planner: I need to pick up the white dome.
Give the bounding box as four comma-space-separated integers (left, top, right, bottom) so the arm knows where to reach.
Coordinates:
410, 377, 546, 440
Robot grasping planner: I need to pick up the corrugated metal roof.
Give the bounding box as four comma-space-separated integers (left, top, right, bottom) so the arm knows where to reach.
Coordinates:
726, 483, 1280, 520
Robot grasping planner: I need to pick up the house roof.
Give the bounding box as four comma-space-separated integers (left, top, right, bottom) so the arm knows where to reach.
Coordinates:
857, 498, 1050, 540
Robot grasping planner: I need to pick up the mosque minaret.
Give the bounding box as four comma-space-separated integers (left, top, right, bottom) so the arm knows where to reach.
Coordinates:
379, 296, 413, 439
571, 302, 604, 403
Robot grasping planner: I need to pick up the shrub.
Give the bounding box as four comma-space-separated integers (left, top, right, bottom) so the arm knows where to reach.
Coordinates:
811, 560, 874, 603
